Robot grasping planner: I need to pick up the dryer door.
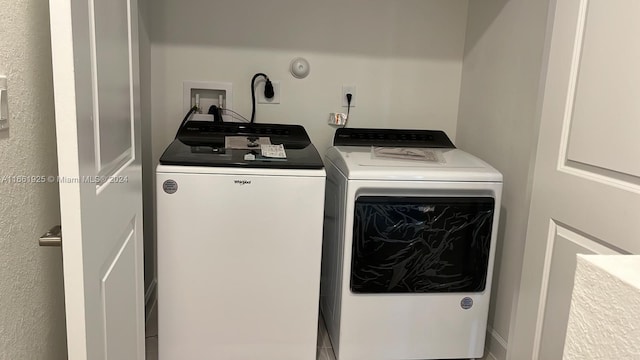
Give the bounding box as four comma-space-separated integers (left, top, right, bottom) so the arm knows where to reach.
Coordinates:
351, 196, 495, 294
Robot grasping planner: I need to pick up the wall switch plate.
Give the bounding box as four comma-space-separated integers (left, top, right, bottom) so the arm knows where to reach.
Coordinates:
342, 84, 356, 107
257, 80, 281, 104
0, 76, 8, 131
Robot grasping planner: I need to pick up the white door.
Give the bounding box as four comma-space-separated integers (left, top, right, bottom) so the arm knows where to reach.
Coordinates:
49, 0, 145, 359
509, 0, 640, 359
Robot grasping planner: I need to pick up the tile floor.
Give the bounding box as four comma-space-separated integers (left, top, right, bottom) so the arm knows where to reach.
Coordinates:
144, 305, 489, 360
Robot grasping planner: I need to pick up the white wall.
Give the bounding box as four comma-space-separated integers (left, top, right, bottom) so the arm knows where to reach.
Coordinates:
149, 0, 468, 162
456, 0, 550, 359
0, 0, 67, 358
564, 255, 640, 359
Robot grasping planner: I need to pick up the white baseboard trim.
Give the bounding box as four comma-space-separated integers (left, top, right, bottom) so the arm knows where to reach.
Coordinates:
145, 279, 157, 321
485, 327, 507, 360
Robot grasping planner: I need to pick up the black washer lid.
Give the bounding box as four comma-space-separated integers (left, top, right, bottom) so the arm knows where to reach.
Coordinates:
177, 121, 310, 147
160, 121, 324, 169
333, 128, 455, 148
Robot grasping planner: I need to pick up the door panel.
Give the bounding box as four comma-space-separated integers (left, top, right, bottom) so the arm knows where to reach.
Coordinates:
49, 0, 144, 358
566, 0, 640, 178
102, 222, 138, 359
537, 224, 620, 359
91, 0, 134, 178
510, 0, 640, 358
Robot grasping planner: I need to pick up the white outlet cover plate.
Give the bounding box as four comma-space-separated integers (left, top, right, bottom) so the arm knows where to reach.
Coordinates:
257, 80, 281, 104
328, 112, 347, 126
342, 84, 356, 107
0, 76, 8, 131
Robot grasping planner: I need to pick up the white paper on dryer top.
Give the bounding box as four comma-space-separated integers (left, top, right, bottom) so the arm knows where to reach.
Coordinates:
372, 147, 446, 163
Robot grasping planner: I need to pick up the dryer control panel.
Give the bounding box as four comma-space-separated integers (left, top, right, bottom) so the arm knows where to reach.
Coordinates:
333, 128, 456, 148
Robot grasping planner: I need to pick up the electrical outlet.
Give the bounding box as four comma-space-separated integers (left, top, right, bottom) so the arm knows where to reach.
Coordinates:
257, 80, 281, 104
342, 85, 356, 107
328, 113, 347, 126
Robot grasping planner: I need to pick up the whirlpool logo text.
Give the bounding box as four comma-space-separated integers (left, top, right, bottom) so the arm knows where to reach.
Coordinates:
233, 180, 252, 186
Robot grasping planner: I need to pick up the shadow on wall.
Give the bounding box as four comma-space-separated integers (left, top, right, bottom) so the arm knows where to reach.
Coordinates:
150, 0, 467, 60
461, 0, 509, 56
488, 205, 508, 325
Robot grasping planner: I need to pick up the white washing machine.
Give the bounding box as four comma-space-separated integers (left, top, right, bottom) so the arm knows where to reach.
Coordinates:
156, 122, 326, 359
320, 128, 502, 360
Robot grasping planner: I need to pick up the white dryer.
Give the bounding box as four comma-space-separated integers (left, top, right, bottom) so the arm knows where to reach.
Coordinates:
157, 122, 325, 359
320, 128, 502, 360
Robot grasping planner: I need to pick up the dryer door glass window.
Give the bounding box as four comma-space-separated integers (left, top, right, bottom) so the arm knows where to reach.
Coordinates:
351, 196, 495, 294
